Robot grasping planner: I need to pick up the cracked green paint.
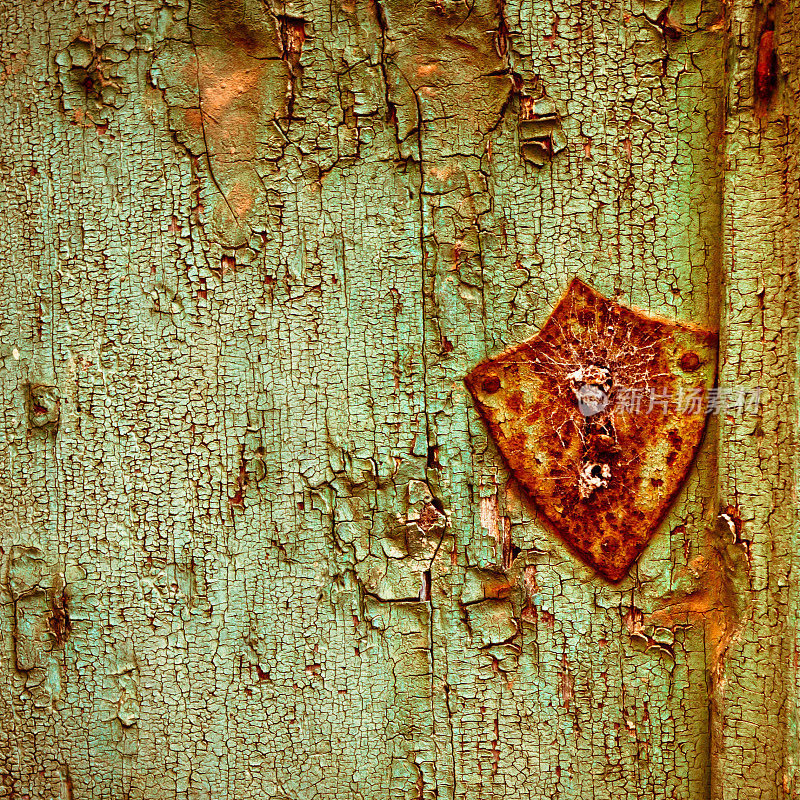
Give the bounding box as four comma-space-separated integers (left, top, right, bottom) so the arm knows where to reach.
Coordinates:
0, 0, 797, 796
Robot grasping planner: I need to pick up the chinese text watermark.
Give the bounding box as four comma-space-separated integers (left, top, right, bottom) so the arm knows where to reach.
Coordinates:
575, 385, 763, 417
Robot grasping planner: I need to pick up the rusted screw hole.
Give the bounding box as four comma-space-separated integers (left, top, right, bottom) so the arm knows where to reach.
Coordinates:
679, 352, 701, 372
569, 365, 613, 416
578, 460, 611, 499
482, 375, 501, 394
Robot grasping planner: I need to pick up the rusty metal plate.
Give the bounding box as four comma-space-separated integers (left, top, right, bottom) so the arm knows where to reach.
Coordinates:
465, 278, 717, 581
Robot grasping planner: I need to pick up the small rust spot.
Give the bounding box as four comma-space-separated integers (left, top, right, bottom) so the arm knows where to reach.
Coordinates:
278, 16, 306, 71
28, 384, 60, 430
419, 569, 432, 601
482, 375, 501, 394
48, 574, 71, 646
655, 7, 682, 40
679, 351, 701, 372
754, 26, 777, 113
465, 278, 717, 581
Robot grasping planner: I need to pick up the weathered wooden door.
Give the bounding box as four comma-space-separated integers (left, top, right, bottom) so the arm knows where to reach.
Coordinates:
1, 0, 797, 795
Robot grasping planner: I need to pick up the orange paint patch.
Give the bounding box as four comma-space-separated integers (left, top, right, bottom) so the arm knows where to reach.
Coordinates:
416, 62, 440, 78
183, 107, 203, 131
226, 182, 256, 217
428, 164, 454, 180
198, 56, 263, 119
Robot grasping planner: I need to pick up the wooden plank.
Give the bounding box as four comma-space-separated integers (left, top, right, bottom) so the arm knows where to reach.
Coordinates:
0, 0, 794, 795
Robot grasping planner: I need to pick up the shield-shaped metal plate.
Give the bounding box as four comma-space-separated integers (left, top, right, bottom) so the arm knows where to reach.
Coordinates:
465, 278, 718, 581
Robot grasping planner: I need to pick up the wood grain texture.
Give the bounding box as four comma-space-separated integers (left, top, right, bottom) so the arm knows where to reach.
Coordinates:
0, 0, 795, 796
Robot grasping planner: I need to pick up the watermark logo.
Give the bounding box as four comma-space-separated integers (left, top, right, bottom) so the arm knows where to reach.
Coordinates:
612, 386, 763, 416
569, 366, 613, 417
575, 384, 610, 417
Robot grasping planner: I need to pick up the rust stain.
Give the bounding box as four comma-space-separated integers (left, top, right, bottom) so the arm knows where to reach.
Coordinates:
655, 7, 682, 41
754, 25, 777, 115
645, 513, 747, 683
465, 278, 717, 581
28, 384, 60, 430
278, 16, 305, 70
48, 574, 71, 646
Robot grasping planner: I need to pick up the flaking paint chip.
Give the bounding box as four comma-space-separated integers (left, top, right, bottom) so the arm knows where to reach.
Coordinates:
465, 278, 718, 581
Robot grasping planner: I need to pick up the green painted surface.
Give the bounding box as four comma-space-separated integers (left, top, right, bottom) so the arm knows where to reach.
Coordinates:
0, 0, 796, 796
